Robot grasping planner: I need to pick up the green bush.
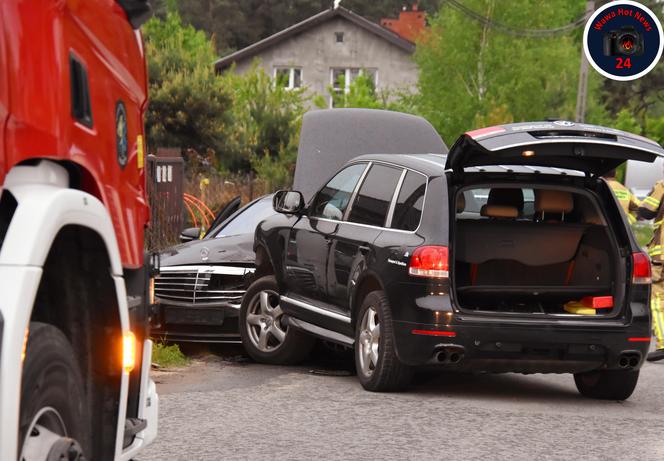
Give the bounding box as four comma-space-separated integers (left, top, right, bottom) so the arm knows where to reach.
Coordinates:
152, 341, 190, 368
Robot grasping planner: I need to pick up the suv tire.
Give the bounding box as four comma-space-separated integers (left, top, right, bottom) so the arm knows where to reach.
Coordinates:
573, 369, 639, 400
240, 275, 314, 365
19, 322, 91, 459
355, 291, 412, 392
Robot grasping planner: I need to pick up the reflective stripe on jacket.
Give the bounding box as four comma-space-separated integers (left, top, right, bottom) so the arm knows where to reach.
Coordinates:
639, 180, 664, 263
607, 179, 640, 224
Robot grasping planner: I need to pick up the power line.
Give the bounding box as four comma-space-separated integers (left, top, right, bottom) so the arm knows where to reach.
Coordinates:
443, 0, 590, 37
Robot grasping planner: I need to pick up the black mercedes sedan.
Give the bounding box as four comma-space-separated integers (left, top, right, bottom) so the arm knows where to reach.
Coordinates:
240, 109, 662, 399
151, 194, 274, 343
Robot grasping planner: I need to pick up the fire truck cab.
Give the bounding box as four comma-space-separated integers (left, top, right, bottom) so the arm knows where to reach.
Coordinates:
0, 1, 158, 459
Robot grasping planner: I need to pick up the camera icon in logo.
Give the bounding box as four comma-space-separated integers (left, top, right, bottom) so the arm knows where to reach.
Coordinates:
603, 26, 644, 57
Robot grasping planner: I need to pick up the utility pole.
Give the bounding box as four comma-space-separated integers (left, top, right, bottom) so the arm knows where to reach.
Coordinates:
575, 0, 595, 123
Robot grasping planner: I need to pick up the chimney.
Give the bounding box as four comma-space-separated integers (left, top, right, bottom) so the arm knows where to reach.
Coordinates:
380, 3, 427, 43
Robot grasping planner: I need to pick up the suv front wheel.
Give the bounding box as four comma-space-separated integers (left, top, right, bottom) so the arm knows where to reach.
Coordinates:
240, 275, 314, 364
355, 291, 412, 392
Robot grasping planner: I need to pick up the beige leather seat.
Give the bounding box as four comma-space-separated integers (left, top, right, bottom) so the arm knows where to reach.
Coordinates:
535, 190, 574, 221
480, 204, 519, 219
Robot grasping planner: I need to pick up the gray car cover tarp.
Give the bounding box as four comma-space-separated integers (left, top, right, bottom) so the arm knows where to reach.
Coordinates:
293, 109, 447, 201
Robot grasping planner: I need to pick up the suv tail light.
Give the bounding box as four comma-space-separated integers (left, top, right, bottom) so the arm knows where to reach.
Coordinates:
632, 252, 652, 285
409, 246, 449, 279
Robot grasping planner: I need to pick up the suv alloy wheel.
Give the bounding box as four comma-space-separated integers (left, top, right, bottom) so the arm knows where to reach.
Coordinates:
240, 276, 314, 364
355, 291, 411, 392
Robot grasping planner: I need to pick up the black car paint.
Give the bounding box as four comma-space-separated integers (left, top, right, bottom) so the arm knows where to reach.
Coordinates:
255, 123, 661, 373
151, 195, 273, 342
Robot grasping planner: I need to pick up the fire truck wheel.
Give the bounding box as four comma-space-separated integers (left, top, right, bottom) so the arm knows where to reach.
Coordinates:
18, 322, 91, 460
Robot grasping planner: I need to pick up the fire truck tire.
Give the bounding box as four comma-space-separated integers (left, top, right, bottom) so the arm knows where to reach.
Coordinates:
18, 322, 91, 459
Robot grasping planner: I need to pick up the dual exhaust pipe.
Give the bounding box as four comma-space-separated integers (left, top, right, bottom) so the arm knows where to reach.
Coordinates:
618, 351, 641, 370
434, 346, 465, 364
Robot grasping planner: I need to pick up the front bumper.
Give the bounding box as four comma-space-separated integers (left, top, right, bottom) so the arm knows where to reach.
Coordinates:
150, 301, 241, 343
393, 318, 651, 373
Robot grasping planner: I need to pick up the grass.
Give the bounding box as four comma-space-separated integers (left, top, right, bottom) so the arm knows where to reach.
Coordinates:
632, 222, 654, 248
152, 341, 190, 369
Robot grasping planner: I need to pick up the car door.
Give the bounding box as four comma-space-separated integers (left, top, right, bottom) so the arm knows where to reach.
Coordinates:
328, 163, 405, 312
283, 162, 369, 305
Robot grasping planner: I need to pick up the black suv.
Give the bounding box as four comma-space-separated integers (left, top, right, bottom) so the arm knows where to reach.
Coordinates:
240, 111, 663, 399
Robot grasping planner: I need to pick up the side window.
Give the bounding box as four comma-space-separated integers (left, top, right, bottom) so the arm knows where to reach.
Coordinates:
391, 171, 427, 231
213, 198, 274, 238
348, 164, 403, 227
310, 163, 367, 220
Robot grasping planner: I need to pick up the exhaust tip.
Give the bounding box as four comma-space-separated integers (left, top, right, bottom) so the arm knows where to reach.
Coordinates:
436, 351, 447, 363
450, 352, 461, 363
629, 357, 639, 368
619, 357, 629, 368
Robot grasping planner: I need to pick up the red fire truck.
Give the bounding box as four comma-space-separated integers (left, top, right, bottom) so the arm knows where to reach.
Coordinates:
0, 1, 158, 459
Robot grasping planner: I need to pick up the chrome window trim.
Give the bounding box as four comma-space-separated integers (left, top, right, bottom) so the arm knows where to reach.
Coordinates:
308, 158, 432, 234
342, 161, 373, 221
315, 216, 417, 234
309, 162, 371, 222
385, 168, 407, 228
345, 162, 405, 225
387, 168, 429, 233
159, 265, 255, 276
281, 295, 352, 323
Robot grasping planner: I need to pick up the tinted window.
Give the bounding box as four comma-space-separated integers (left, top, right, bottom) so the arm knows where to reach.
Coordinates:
348, 164, 403, 227
391, 171, 427, 231
214, 198, 274, 238
311, 163, 367, 220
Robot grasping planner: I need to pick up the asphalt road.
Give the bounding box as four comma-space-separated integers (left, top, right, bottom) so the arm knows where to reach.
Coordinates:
139, 346, 664, 461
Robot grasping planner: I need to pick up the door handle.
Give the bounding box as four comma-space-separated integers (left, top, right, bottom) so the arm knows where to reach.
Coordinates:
358, 245, 370, 254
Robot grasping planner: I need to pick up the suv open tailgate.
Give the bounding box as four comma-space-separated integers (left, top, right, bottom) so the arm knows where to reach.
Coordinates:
446, 121, 664, 176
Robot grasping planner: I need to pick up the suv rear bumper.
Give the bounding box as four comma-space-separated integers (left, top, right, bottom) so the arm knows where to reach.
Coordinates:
393, 319, 651, 373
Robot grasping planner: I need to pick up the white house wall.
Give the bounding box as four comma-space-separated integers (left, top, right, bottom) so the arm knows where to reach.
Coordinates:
230, 17, 418, 107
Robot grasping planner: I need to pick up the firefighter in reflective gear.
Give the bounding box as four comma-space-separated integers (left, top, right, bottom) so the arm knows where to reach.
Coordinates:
605, 169, 640, 224
639, 180, 664, 361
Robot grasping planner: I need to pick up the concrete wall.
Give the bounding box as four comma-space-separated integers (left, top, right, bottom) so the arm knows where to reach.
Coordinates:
230, 17, 418, 108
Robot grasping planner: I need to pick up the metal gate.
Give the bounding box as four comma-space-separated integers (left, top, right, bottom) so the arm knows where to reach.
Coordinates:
146, 148, 184, 250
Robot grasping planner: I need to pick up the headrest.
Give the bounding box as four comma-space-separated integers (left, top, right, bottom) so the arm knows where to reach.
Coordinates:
457, 194, 466, 213
488, 188, 524, 211
535, 190, 574, 214
481, 204, 519, 219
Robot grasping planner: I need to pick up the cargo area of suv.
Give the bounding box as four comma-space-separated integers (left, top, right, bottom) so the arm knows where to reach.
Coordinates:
453, 183, 626, 316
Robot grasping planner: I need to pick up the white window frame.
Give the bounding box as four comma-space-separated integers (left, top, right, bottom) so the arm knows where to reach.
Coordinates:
273, 67, 302, 90
329, 68, 379, 107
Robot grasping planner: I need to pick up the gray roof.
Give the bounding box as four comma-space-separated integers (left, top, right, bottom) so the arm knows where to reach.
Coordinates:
293, 109, 447, 201
214, 7, 416, 71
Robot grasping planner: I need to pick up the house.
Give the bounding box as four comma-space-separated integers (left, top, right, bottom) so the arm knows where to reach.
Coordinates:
214, 6, 426, 108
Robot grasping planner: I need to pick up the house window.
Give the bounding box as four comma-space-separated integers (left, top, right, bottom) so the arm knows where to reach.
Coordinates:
274, 67, 302, 90
335, 32, 344, 43
330, 67, 378, 106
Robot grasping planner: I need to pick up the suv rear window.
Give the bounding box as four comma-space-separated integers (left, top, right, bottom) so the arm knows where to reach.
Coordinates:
391, 171, 427, 231
348, 164, 403, 227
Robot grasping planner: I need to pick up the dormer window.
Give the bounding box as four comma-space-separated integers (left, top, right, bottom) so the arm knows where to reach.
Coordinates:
335, 32, 344, 43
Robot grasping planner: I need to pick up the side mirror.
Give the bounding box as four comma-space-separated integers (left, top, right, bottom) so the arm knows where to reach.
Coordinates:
180, 227, 202, 243
273, 190, 305, 214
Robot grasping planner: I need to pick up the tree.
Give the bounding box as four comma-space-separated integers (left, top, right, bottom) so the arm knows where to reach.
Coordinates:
414, 0, 604, 144
220, 64, 306, 179
601, 6, 664, 131
143, 12, 234, 156
152, 0, 442, 54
